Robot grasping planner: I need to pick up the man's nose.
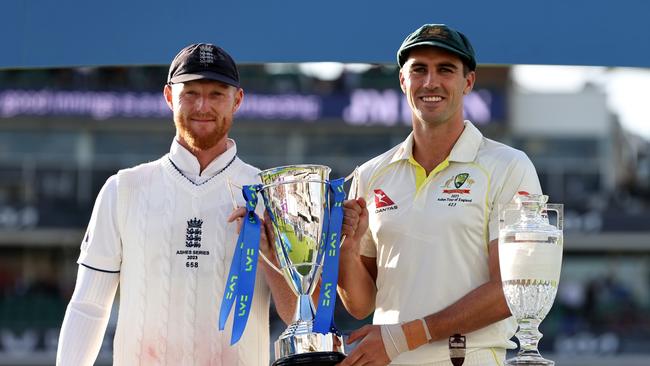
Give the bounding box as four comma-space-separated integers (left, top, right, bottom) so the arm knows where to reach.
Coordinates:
195, 95, 210, 112
422, 71, 438, 89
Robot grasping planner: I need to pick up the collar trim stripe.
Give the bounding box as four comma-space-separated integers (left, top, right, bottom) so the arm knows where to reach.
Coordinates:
167, 155, 236, 186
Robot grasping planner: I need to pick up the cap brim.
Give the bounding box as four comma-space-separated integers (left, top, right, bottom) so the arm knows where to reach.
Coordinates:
400, 41, 473, 68
169, 71, 240, 88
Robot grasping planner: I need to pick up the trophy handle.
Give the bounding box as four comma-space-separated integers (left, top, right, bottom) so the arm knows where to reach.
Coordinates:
344, 166, 360, 200
226, 178, 283, 275
544, 203, 564, 231
258, 250, 283, 274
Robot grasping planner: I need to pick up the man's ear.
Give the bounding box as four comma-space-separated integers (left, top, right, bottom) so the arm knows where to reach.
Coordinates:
463, 71, 476, 95
399, 68, 407, 94
232, 88, 244, 113
164, 84, 174, 110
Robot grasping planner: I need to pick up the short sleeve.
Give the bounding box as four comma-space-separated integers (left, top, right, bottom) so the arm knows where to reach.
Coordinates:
350, 166, 377, 258
359, 230, 377, 258
488, 153, 542, 242
77, 175, 122, 272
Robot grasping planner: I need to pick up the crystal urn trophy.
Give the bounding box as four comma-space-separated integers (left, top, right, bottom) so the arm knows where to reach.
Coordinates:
220, 165, 347, 366
498, 193, 563, 365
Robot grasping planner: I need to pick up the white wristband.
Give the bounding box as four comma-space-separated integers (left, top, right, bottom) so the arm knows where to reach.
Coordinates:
380, 323, 409, 361
419, 318, 432, 342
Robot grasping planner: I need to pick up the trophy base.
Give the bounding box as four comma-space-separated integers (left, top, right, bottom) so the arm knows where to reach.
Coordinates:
274, 322, 345, 360
272, 351, 346, 366
505, 357, 554, 365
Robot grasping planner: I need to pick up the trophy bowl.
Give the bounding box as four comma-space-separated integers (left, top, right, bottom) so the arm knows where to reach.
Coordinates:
259, 165, 345, 366
499, 193, 563, 365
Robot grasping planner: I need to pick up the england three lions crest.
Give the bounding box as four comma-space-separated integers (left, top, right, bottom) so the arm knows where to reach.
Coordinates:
186, 217, 203, 248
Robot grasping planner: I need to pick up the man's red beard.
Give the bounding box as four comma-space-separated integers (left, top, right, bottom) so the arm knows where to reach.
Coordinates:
175, 114, 232, 151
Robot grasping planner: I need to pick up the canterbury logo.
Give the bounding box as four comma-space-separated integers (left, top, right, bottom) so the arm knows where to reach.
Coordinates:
374, 189, 395, 208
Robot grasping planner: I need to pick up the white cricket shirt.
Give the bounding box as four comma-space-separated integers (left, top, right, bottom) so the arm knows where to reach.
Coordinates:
78, 139, 270, 366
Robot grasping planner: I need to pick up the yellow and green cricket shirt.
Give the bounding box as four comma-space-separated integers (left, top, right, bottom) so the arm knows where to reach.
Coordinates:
355, 121, 542, 364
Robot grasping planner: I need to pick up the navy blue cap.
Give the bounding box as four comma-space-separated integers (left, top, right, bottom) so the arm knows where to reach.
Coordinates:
167, 43, 240, 87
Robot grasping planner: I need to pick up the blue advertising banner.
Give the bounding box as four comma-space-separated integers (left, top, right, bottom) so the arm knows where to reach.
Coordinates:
0, 89, 504, 125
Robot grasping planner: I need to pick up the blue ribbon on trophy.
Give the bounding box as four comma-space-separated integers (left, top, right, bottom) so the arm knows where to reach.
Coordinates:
219, 184, 262, 345
313, 177, 345, 334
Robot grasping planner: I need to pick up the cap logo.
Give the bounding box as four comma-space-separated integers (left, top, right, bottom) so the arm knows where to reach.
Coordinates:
422, 26, 450, 40
199, 44, 216, 66
169, 43, 239, 87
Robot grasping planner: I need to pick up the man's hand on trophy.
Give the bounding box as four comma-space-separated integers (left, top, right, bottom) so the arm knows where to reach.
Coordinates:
227, 207, 280, 268
337, 324, 390, 366
227, 206, 246, 231
342, 198, 369, 252
259, 211, 279, 265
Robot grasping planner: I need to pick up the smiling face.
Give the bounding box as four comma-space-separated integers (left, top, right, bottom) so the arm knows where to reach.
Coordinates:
399, 47, 475, 129
164, 79, 243, 152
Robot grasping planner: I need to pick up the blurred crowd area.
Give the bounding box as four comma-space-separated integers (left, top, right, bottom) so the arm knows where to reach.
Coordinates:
1, 64, 650, 364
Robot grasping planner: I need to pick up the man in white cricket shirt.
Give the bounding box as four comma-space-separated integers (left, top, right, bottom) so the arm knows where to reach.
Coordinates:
56, 43, 295, 365
337, 24, 542, 366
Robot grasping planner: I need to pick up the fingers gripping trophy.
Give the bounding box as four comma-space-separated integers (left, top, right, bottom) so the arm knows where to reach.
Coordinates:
220, 165, 353, 366
499, 192, 563, 365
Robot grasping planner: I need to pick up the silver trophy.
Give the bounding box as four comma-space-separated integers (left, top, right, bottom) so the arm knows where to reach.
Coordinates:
258, 165, 346, 366
499, 193, 563, 365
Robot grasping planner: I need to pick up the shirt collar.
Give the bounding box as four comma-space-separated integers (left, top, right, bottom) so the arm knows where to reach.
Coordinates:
389, 120, 483, 164
169, 138, 237, 179
448, 121, 483, 163
389, 132, 415, 164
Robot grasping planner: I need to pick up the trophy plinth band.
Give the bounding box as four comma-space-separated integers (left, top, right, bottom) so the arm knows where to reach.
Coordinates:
272, 352, 346, 366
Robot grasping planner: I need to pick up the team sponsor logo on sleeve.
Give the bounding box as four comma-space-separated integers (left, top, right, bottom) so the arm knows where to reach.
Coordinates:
374, 189, 398, 213
438, 173, 475, 206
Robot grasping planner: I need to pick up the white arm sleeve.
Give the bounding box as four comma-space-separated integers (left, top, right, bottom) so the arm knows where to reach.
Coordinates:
56, 265, 119, 366
78, 175, 122, 271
